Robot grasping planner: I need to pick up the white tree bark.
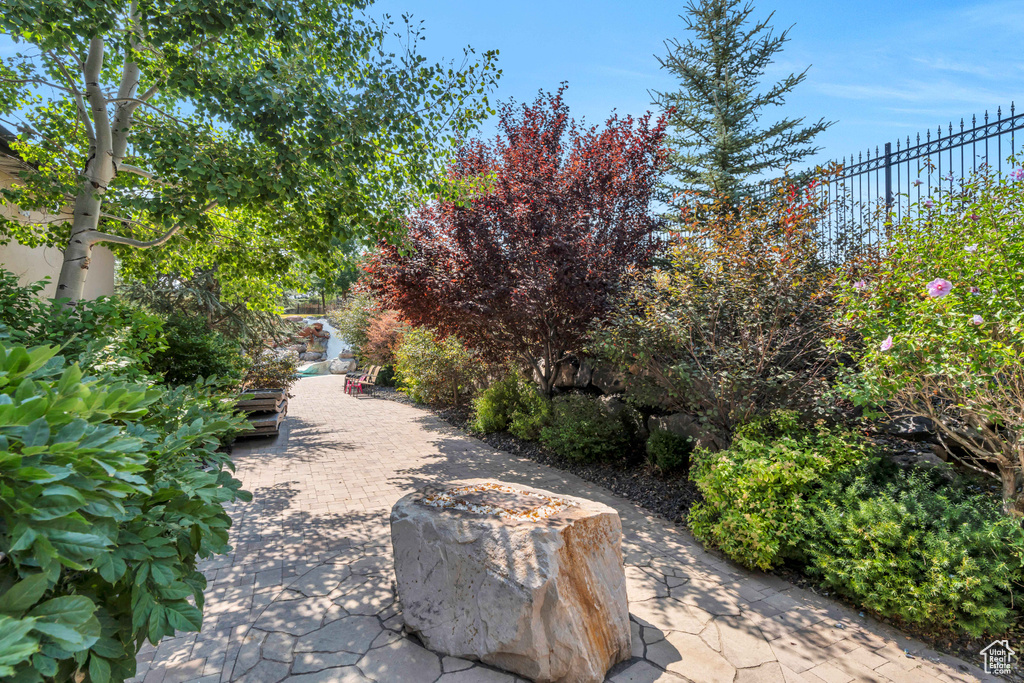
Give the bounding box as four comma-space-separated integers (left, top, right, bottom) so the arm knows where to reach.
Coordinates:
55, 12, 174, 303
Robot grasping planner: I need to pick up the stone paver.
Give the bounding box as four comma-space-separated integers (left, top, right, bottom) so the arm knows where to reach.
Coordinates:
134, 375, 997, 683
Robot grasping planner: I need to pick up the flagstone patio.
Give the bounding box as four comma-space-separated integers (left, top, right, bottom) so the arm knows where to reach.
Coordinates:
132, 374, 996, 683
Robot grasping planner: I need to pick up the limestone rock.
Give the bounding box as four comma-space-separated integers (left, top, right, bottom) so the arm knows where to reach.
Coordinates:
300, 352, 327, 362
554, 362, 577, 389
330, 359, 357, 375
575, 360, 594, 389
391, 480, 631, 683
338, 350, 356, 360
591, 365, 626, 394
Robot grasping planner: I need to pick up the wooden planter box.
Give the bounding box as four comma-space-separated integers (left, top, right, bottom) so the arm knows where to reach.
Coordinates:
235, 388, 288, 438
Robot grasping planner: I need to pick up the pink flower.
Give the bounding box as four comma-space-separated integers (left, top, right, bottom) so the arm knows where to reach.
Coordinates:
1011, 168, 1024, 181
926, 278, 953, 298
969, 214, 980, 221
964, 244, 977, 253
853, 279, 867, 291
971, 314, 984, 325
923, 199, 935, 209
970, 286, 980, 295
913, 180, 923, 187
880, 335, 893, 352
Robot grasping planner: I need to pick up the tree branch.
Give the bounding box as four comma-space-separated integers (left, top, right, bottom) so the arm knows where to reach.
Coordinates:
92, 224, 182, 248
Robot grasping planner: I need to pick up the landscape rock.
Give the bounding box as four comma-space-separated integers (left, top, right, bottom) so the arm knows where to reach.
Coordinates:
391, 480, 631, 683
877, 415, 936, 442
575, 360, 594, 389
300, 352, 327, 362
591, 365, 627, 394
330, 359, 357, 375
554, 362, 577, 389
338, 350, 356, 359
648, 413, 722, 451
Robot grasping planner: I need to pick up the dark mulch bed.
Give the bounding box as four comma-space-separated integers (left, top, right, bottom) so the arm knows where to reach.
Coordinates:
372, 386, 1021, 677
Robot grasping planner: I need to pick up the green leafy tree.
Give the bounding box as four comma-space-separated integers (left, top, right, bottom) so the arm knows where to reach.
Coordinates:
653, 0, 832, 200
0, 0, 499, 303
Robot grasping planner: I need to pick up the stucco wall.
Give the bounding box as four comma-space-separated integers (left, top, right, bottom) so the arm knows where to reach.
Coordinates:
0, 239, 116, 300
1, 164, 116, 300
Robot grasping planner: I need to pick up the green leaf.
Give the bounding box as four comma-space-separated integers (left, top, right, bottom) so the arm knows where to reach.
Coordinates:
0, 614, 39, 671
0, 574, 51, 616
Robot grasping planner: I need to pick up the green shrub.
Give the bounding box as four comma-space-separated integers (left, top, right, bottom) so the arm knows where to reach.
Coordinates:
0, 342, 250, 682
393, 327, 481, 406
148, 314, 246, 386
646, 430, 692, 472
0, 270, 166, 379
539, 394, 637, 463
688, 411, 873, 570
471, 375, 551, 439
805, 470, 1024, 637
593, 180, 845, 443
240, 352, 299, 392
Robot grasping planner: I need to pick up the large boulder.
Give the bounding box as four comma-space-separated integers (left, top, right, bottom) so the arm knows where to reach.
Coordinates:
391, 480, 631, 683
299, 352, 326, 362
575, 360, 594, 389
329, 359, 356, 375
591, 365, 626, 395
554, 362, 577, 389
648, 412, 723, 451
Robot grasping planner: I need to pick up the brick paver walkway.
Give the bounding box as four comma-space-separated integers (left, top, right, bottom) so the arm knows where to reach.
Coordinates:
134, 374, 996, 683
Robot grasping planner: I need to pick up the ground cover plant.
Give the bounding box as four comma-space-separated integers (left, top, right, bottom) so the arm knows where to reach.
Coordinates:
804, 469, 1024, 637
0, 342, 250, 682
364, 87, 668, 395
839, 164, 1024, 515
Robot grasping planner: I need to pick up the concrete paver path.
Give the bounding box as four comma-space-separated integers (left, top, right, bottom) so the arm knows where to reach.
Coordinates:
134, 375, 995, 683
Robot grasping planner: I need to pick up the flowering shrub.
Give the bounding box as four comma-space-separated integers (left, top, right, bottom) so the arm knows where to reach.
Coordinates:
594, 177, 846, 443
839, 164, 1024, 515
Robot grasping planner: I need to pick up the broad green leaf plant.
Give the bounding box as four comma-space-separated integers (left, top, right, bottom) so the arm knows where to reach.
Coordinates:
839, 163, 1024, 515
0, 342, 250, 682
0, 0, 499, 305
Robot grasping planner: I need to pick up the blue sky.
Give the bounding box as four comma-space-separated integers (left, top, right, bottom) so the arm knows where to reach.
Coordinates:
373, 0, 1024, 171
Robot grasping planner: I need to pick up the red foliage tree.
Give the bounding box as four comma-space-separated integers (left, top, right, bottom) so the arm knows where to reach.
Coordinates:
363, 87, 668, 394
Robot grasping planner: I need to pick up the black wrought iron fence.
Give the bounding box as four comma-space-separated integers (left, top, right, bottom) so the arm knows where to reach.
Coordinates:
753, 102, 1024, 263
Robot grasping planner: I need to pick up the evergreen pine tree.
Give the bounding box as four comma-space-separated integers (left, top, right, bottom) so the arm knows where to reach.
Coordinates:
653, 0, 833, 200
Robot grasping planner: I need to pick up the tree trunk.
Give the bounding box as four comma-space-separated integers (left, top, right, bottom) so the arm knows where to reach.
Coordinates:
999, 463, 1022, 517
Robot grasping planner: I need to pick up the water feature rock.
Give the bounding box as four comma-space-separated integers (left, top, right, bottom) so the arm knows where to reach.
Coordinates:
391, 480, 631, 683
300, 352, 326, 362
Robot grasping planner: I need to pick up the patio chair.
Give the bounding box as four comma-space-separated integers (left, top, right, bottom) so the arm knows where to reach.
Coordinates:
351, 365, 383, 396
345, 365, 373, 395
